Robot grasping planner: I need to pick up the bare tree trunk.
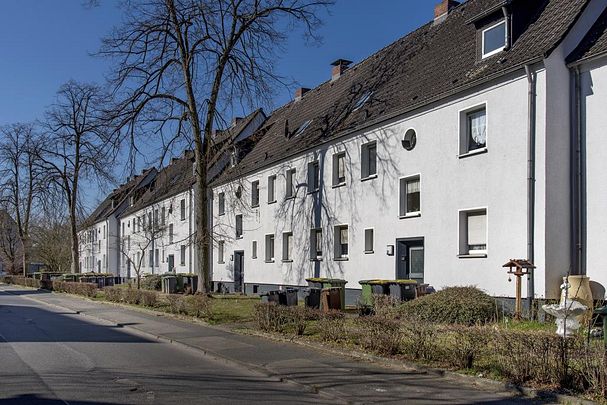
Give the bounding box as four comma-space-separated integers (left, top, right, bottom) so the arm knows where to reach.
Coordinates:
20, 236, 29, 276
69, 192, 80, 274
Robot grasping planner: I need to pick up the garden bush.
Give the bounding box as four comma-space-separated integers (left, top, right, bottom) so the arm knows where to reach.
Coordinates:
140, 274, 162, 291
52, 281, 96, 297
317, 311, 347, 342
253, 303, 320, 335
165, 294, 187, 314
399, 286, 498, 325
122, 287, 142, 305
104, 287, 123, 302
356, 316, 403, 356
140, 290, 159, 307
184, 294, 210, 318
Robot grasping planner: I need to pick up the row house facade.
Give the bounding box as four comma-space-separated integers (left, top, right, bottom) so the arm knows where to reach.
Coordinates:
81, 0, 607, 303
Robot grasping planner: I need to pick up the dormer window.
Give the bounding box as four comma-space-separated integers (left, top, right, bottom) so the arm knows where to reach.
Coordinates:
482, 20, 506, 58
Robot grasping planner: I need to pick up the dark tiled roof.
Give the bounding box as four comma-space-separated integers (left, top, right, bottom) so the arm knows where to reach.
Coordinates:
567, 6, 607, 63
80, 168, 156, 229
120, 150, 196, 218
215, 0, 590, 185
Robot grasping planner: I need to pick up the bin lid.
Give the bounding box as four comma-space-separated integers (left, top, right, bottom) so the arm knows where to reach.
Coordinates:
594, 306, 607, 315
306, 278, 347, 284
394, 279, 418, 285
366, 279, 391, 285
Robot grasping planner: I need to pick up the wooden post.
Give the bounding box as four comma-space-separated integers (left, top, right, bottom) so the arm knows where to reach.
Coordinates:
515, 269, 522, 320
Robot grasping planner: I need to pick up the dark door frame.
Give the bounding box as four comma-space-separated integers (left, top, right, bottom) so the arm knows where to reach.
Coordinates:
395, 237, 424, 281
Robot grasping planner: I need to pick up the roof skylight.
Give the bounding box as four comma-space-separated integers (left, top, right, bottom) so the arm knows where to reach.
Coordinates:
293, 119, 313, 137
353, 90, 373, 111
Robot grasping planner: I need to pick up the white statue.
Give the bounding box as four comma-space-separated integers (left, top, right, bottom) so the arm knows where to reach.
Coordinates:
541, 279, 588, 337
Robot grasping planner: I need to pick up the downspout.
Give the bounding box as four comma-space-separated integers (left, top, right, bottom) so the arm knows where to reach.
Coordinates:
572, 66, 584, 275
502, 6, 512, 51
189, 188, 193, 275
525, 64, 536, 309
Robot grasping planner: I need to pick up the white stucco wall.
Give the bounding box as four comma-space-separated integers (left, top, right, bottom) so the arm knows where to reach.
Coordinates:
580, 56, 607, 298
212, 71, 560, 298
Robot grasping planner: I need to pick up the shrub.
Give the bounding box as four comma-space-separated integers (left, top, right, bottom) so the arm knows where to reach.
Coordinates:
356, 316, 403, 356
399, 286, 498, 325
400, 317, 439, 361
104, 287, 123, 303
317, 311, 347, 342
183, 294, 210, 317
437, 325, 487, 369
166, 294, 187, 314
9, 276, 41, 289
140, 290, 159, 307
122, 287, 142, 305
253, 303, 291, 333
140, 274, 162, 291
1, 275, 14, 284
52, 281, 96, 297
371, 294, 400, 318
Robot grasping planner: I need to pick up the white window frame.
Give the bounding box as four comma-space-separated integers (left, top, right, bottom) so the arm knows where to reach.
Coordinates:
268, 175, 276, 203
251, 181, 260, 207
282, 232, 293, 262
180, 245, 186, 265
457, 207, 488, 258
332, 152, 347, 187
265, 234, 275, 262
252, 240, 257, 259
285, 168, 296, 199
481, 20, 506, 59
235, 214, 243, 239
361, 141, 377, 180
218, 240, 225, 264
399, 174, 421, 218
218, 192, 225, 215
458, 103, 488, 157
333, 224, 349, 260
364, 228, 374, 254
310, 228, 323, 260
180, 198, 186, 221
307, 160, 320, 192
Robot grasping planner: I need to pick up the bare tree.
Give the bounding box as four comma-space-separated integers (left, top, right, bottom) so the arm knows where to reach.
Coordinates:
100, 0, 331, 292
120, 203, 169, 289
38, 81, 118, 274
0, 124, 44, 276
0, 208, 21, 274
31, 198, 72, 274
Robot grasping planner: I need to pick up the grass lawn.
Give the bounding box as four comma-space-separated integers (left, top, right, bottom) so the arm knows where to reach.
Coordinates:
207, 295, 258, 325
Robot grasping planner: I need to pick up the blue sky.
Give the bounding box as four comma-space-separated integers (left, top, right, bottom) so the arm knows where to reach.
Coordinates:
0, 0, 433, 208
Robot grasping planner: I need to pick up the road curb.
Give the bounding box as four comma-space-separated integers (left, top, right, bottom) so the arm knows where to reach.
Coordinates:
1, 284, 596, 405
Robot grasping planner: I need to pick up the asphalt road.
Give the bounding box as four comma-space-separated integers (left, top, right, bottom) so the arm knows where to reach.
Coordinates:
0, 288, 327, 404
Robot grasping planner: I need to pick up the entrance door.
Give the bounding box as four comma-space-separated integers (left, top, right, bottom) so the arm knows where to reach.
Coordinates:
234, 251, 244, 293
396, 239, 424, 283
168, 255, 175, 272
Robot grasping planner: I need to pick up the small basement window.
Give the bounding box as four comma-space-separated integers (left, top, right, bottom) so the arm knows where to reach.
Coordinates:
482, 20, 506, 58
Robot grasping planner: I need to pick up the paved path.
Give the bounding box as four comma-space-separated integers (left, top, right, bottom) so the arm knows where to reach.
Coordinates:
0, 285, 549, 404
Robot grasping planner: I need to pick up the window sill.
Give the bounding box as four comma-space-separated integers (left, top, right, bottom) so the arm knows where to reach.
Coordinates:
265, 259, 275, 263
334, 257, 349, 261
281, 259, 293, 263
236, 236, 243, 240
251, 204, 259, 209
284, 196, 295, 201
399, 212, 421, 219
310, 258, 323, 262
457, 253, 487, 259
307, 189, 319, 195
332, 182, 346, 189
218, 261, 225, 264
267, 200, 277, 205
364, 250, 374, 254
361, 174, 377, 182
458, 147, 487, 159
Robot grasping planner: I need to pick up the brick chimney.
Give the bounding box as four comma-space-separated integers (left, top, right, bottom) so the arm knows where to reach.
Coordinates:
295, 87, 310, 102
434, 0, 459, 25
331, 59, 352, 81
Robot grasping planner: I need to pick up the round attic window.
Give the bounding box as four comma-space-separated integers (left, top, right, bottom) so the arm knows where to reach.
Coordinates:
402, 128, 417, 151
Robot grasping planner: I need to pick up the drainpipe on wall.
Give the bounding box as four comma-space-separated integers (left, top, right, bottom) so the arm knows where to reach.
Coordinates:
525, 64, 536, 310
501, 6, 512, 51
188, 188, 193, 275
571, 66, 584, 276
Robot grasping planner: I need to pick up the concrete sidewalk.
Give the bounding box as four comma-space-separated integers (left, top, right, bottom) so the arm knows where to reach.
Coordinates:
0, 285, 557, 404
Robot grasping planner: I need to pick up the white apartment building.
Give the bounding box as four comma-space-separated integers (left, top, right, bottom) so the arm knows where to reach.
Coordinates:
211, 0, 607, 302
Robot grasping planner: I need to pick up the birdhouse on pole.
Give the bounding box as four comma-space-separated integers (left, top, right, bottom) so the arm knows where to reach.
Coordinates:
502, 259, 536, 320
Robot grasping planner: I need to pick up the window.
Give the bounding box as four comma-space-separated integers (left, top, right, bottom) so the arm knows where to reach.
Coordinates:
235, 215, 243, 238
154, 209, 159, 227
399, 176, 421, 217
265, 234, 275, 262
308, 161, 320, 191
161, 207, 166, 226
149, 249, 154, 267
402, 129, 417, 151
252, 241, 257, 259
180, 199, 186, 220
286, 169, 296, 198
169, 224, 174, 244
482, 20, 506, 58
142, 214, 146, 229
282, 232, 293, 261
122, 222, 125, 237
268, 175, 276, 203
294, 119, 312, 137
103, 225, 106, 239
461, 107, 487, 153
332, 152, 346, 186
353, 90, 372, 111
180, 245, 186, 265
310, 229, 322, 259
459, 209, 488, 256
148, 212, 152, 229
364, 228, 374, 253
127, 235, 130, 250
218, 241, 225, 263
334, 225, 348, 259
155, 249, 159, 268
251, 181, 259, 207
218, 192, 225, 215
361, 142, 377, 179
